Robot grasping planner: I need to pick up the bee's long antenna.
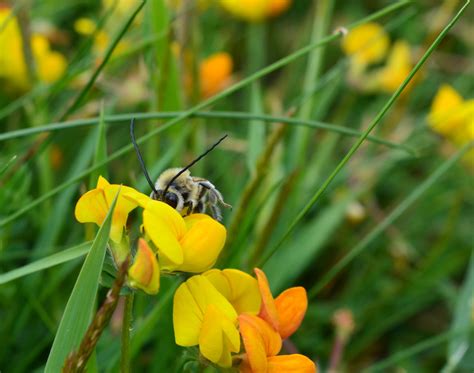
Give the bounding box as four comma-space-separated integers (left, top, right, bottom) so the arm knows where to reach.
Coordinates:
162, 134, 228, 197
130, 119, 158, 194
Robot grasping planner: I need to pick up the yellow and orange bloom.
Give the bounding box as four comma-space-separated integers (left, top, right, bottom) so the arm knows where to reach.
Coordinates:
200, 52, 233, 98
238, 269, 314, 372
0, 7, 66, 91
128, 238, 160, 295
219, 0, 292, 22
173, 269, 261, 367
124, 192, 227, 273
255, 268, 308, 340
239, 313, 316, 373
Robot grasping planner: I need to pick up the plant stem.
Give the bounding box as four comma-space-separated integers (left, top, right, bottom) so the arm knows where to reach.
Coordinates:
120, 293, 135, 373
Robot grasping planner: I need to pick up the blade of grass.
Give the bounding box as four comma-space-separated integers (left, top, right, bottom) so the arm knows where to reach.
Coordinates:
0, 1, 411, 229
309, 141, 472, 297
257, 1, 470, 268
441, 250, 474, 372
89, 103, 108, 188
364, 327, 474, 373
290, 0, 334, 166
0, 242, 90, 285
0, 155, 17, 177
44, 189, 120, 373
0, 111, 412, 152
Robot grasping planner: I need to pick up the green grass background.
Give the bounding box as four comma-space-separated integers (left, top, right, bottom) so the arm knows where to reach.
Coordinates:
0, 0, 473, 372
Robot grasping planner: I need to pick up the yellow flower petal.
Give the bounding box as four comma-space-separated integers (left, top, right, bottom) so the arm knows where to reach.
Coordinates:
178, 214, 226, 272
128, 238, 160, 294
75, 176, 140, 243
376, 40, 412, 93
274, 287, 308, 340
267, 354, 317, 373
204, 268, 261, 314
143, 199, 186, 265
342, 23, 389, 66
199, 304, 240, 367
173, 275, 237, 347
75, 188, 108, 226
74, 17, 97, 35
219, 0, 270, 22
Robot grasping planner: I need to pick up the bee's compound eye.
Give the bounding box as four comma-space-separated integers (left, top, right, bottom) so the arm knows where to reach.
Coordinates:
164, 192, 178, 208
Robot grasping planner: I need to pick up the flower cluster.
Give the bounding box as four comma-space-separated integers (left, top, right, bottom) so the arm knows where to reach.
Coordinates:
75, 176, 315, 371
341, 22, 415, 94
0, 6, 67, 92
75, 176, 226, 294
173, 268, 315, 371
427, 84, 474, 164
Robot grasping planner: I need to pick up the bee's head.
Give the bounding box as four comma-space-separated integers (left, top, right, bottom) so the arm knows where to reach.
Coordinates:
153, 189, 179, 209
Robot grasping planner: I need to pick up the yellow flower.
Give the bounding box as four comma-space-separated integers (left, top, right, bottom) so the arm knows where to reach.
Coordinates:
124, 193, 227, 273
374, 40, 413, 93
219, 0, 291, 22
173, 269, 261, 367
75, 176, 141, 244
428, 84, 474, 143
342, 22, 389, 67
128, 238, 160, 295
0, 7, 66, 91
200, 52, 233, 98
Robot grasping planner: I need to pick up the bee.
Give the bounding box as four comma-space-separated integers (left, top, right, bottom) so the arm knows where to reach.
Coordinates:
130, 119, 231, 221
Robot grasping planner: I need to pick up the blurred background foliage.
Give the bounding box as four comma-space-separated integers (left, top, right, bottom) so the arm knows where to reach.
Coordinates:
0, 0, 473, 372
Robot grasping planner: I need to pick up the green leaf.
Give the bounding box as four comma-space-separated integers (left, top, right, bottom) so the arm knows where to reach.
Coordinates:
44, 189, 120, 373
442, 251, 474, 372
0, 242, 90, 285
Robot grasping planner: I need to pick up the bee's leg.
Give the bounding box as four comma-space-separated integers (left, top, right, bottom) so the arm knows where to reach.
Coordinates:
210, 205, 223, 221
198, 182, 232, 209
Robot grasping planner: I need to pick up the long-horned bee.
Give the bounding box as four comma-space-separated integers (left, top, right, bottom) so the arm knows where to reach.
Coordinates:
130, 119, 231, 221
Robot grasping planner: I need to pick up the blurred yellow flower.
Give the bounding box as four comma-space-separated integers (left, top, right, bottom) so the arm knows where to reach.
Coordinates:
73, 17, 128, 57
124, 193, 227, 273
0, 7, 66, 91
374, 40, 413, 93
342, 22, 389, 67
128, 238, 160, 295
219, 0, 291, 22
200, 52, 233, 98
428, 84, 474, 144
75, 176, 141, 244
173, 269, 261, 367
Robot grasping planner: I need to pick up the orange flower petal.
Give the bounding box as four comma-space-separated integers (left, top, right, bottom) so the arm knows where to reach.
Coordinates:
274, 287, 308, 339
239, 314, 268, 373
267, 354, 316, 373
128, 239, 160, 294
254, 268, 279, 331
